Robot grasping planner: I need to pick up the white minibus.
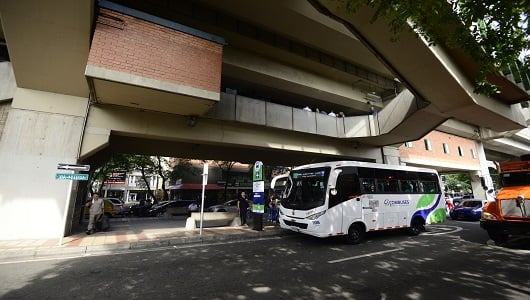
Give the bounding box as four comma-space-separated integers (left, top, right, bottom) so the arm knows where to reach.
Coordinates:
271, 161, 446, 243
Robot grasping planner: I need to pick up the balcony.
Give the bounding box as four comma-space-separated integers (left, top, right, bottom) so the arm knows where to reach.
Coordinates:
85, 1, 225, 116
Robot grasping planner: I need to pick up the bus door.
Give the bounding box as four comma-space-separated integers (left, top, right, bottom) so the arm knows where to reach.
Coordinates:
331, 167, 362, 232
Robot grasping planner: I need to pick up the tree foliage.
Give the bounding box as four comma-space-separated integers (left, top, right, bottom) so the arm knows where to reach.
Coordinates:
343, 0, 529, 96
443, 173, 472, 194
88, 153, 134, 195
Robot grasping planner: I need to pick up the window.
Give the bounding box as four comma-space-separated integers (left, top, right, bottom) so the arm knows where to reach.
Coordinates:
405, 141, 413, 148
424, 139, 432, 151
374, 169, 399, 193
458, 146, 464, 157
418, 172, 441, 193
443, 143, 450, 154
470, 149, 476, 159
331, 167, 361, 207
399, 171, 420, 193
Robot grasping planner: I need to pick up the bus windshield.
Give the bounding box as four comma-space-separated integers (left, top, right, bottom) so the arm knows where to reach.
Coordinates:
500, 171, 530, 187
282, 167, 330, 210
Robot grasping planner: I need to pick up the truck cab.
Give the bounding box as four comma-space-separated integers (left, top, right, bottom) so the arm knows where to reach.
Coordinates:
480, 159, 530, 243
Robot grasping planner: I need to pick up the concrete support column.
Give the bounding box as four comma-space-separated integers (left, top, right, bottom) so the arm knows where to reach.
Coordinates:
0, 88, 89, 239
382, 146, 400, 165
472, 140, 494, 199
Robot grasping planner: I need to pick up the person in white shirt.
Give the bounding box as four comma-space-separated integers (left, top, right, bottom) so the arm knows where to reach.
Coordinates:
302, 106, 312, 112
86, 192, 104, 235
328, 111, 337, 117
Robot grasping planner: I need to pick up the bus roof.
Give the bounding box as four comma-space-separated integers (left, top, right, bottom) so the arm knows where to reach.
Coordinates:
291, 161, 439, 174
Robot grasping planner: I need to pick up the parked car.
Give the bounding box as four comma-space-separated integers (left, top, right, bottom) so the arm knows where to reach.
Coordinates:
122, 201, 139, 215
451, 194, 474, 207
146, 201, 175, 217
450, 199, 491, 221
84, 198, 123, 219
105, 198, 124, 216
207, 199, 239, 213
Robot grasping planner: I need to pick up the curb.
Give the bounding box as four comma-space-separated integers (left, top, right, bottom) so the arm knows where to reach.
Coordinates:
0, 226, 286, 262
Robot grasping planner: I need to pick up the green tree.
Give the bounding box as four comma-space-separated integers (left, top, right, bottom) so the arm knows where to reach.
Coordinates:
343, 0, 529, 96
130, 155, 159, 203
444, 173, 472, 194
207, 160, 237, 202
169, 158, 198, 183
88, 153, 133, 196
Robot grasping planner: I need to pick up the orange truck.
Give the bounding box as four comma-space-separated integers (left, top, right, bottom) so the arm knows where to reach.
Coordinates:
480, 157, 530, 243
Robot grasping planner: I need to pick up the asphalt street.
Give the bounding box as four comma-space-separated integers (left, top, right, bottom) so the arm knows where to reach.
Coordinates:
1, 220, 529, 300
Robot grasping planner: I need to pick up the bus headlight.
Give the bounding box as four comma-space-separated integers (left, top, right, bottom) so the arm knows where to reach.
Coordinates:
307, 210, 326, 220
481, 212, 498, 220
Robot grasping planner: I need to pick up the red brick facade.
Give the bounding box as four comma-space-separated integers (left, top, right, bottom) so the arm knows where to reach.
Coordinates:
87, 9, 223, 93
399, 131, 480, 168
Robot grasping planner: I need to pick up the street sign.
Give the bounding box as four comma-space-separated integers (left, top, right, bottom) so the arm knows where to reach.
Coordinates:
55, 173, 89, 181
57, 163, 90, 171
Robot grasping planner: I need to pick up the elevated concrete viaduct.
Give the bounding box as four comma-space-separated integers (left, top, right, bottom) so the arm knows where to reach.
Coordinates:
0, 0, 528, 239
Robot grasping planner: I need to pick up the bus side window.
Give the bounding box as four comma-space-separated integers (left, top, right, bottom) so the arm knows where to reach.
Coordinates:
330, 170, 360, 208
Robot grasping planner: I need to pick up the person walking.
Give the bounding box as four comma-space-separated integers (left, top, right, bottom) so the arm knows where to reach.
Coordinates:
237, 191, 250, 226
86, 192, 104, 235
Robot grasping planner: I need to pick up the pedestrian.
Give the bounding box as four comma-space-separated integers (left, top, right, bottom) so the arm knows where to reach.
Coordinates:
86, 192, 104, 235
328, 111, 337, 117
368, 102, 377, 115
302, 106, 312, 112
188, 201, 199, 217
237, 191, 250, 226
268, 194, 279, 223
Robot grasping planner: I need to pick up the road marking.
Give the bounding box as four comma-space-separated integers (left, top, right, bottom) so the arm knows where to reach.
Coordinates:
327, 247, 403, 264
422, 225, 463, 236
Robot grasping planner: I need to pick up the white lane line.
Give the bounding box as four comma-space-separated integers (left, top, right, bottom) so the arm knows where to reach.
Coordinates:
422, 225, 463, 236
328, 247, 404, 264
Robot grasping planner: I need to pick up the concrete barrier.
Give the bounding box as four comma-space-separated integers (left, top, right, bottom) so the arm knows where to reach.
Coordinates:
185, 212, 239, 229
163, 207, 189, 218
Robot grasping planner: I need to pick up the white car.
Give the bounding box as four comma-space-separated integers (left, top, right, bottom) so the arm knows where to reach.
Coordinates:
207, 200, 239, 213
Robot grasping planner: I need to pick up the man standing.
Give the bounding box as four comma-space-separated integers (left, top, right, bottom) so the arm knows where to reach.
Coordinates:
237, 191, 250, 226
86, 192, 104, 235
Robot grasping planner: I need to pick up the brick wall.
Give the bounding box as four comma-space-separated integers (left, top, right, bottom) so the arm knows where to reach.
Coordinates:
87, 9, 223, 93
400, 130, 480, 167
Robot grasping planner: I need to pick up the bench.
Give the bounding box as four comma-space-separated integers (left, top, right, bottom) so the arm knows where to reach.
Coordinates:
185, 212, 239, 229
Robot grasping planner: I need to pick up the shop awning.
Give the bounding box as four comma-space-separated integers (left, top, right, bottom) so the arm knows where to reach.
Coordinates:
168, 183, 220, 190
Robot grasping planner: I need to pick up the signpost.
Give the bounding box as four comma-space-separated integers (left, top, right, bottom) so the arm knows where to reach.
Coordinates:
252, 161, 264, 231
57, 163, 90, 172
56, 163, 90, 246
199, 163, 209, 236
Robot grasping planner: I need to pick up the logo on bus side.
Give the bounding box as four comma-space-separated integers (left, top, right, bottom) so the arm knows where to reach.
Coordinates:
384, 199, 410, 206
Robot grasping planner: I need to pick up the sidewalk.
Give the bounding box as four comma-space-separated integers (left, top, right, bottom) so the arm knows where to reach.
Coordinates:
0, 216, 284, 262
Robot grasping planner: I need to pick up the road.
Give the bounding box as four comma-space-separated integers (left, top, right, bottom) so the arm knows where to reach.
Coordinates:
1, 220, 529, 300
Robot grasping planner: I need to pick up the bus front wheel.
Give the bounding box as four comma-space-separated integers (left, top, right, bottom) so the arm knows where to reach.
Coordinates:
488, 230, 509, 244
345, 223, 365, 244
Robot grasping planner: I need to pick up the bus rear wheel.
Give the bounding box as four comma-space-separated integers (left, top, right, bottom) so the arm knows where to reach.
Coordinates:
408, 218, 424, 236
345, 223, 365, 244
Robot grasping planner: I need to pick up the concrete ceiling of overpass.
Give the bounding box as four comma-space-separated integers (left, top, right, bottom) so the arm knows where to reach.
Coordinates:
82, 134, 373, 169
1, 0, 527, 163
0, 0, 94, 97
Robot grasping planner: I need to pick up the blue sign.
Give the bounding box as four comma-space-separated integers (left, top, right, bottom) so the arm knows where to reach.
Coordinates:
56, 173, 89, 181
252, 161, 265, 214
